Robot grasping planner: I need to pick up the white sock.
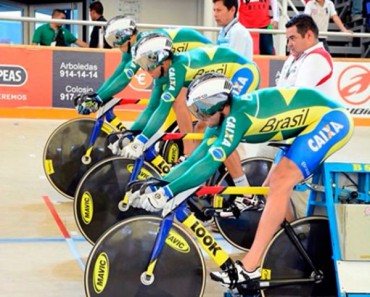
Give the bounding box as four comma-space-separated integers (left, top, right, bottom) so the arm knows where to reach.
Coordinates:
233, 175, 249, 187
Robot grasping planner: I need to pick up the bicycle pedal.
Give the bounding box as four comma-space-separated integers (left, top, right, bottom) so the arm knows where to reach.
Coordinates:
235, 279, 261, 297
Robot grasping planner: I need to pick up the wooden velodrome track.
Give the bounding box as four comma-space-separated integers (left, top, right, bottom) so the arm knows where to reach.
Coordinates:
0, 115, 369, 297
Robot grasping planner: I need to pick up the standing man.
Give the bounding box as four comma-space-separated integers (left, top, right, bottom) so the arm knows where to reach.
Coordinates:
304, 0, 352, 52
32, 9, 87, 47
277, 14, 334, 94
89, 1, 111, 48
213, 0, 253, 60
238, 0, 279, 55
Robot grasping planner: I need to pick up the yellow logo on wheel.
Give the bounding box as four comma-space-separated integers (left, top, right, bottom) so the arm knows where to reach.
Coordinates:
166, 229, 190, 253
93, 252, 109, 293
127, 164, 153, 180
81, 191, 94, 225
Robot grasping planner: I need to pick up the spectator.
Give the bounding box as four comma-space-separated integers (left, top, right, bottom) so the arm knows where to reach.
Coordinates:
351, 0, 363, 21
277, 14, 334, 95
32, 9, 87, 47
89, 1, 111, 48
213, 0, 253, 60
238, 0, 279, 55
304, 0, 352, 52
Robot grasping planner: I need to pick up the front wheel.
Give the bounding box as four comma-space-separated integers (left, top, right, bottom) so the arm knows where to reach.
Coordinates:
43, 118, 115, 199
84, 216, 206, 297
74, 157, 162, 244
261, 216, 337, 297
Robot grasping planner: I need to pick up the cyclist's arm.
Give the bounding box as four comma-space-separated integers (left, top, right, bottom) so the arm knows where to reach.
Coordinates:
166, 113, 248, 195
96, 54, 135, 102
163, 127, 219, 182
140, 66, 185, 140
130, 80, 164, 131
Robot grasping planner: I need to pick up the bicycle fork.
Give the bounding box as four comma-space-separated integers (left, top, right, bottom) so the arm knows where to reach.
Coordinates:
139, 203, 234, 286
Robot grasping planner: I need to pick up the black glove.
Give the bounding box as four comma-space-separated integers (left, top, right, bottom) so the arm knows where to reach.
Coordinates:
74, 93, 103, 115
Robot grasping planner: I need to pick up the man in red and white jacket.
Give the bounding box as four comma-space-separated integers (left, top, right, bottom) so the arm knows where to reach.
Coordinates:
276, 14, 334, 96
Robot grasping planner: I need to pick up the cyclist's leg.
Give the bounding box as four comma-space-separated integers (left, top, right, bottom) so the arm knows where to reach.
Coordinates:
243, 157, 303, 271
241, 109, 354, 272
172, 88, 196, 156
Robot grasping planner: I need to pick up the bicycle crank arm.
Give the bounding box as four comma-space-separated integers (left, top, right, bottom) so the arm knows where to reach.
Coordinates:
259, 277, 316, 289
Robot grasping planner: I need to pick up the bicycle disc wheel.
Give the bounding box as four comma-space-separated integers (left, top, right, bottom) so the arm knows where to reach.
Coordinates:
43, 118, 115, 199
159, 121, 198, 165
74, 157, 162, 244
85, 216, 206, 297
261, 216, 337, 297
214, 157, 272, 251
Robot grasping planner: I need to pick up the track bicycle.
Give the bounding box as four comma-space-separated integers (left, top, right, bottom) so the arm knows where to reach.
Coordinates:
43, 97, 184, 200
73, 129, 273, 246
83, 161, 368, 297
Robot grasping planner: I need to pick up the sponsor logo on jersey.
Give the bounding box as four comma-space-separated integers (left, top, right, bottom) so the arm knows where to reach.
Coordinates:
231, 68, 252, 95
124, 68, 134, 79
172, 42, 189, 53
222, 117, 236, 147
308, 121, 345, 152
210, 147, 226, 162
191, 63, 228, 80
168, 67, 176, 91
260, 109, 309, 133
161, 92, 175, 102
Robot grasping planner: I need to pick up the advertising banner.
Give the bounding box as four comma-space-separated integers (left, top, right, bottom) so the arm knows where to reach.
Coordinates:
0, 45, 368, 125
332, 62, 370, 119
0, 46, 52, 108
52, 50, 105, 108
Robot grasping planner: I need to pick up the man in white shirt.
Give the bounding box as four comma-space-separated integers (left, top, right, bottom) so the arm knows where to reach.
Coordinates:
304, 0, 352, 51
213, 0, 254, 60
276, 13, 334, 95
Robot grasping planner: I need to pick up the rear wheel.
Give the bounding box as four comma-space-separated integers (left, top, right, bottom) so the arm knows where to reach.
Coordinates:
74, 157, 161, 244
84, 216, 206, 297
43, 118, 115, 199
261, 216, 337, 297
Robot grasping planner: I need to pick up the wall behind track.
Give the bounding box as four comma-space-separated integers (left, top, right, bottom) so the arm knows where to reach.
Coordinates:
0, 44, 369, 126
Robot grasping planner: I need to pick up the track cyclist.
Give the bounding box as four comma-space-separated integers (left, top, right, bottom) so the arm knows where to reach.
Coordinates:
128, 73, 354, 294
121, 32, 261, 189
73, 15, 213, 155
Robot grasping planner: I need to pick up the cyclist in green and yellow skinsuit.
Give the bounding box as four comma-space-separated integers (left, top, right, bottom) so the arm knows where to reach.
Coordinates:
129, 73, 354, 294
74, 16, 213, 154
121, 32, 260, 184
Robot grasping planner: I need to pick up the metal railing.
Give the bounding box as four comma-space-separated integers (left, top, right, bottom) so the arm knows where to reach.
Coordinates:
1, 14, 369, 56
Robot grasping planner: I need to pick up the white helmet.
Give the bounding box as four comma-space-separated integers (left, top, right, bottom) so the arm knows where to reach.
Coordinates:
133, 32, 173, 71
104, 16, 136, 48
186, 73, 233, 120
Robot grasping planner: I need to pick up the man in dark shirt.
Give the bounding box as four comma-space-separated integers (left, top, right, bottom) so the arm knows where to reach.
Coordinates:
89, 1, 111, 48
